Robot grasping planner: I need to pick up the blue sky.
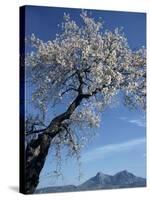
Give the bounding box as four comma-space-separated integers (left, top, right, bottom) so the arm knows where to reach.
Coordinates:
24, 6, 146, 188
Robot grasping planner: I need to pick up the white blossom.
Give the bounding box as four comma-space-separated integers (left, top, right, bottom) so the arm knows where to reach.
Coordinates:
25, 10, 146, 134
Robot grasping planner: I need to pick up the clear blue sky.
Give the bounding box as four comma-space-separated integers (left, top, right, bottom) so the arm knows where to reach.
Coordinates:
24, 6, 146, 188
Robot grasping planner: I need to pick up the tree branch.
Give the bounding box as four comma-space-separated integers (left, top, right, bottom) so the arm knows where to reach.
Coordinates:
26, 128, 47, 136
60, 87, 78, 97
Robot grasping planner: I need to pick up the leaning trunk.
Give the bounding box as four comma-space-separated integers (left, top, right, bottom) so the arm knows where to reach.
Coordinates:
24, 94, 84, 194
25, 133, 52, 194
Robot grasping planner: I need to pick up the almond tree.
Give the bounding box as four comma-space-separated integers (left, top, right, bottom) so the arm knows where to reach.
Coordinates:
24, 11, 146, 194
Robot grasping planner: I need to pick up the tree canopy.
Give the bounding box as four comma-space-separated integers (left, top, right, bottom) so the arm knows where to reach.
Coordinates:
26, 11, 146, 138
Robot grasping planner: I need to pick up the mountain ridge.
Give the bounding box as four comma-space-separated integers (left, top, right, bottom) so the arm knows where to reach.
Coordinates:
35, 170, 146, 194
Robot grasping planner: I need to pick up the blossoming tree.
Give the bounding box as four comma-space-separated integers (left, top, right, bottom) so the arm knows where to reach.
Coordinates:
24, 11, 146, 193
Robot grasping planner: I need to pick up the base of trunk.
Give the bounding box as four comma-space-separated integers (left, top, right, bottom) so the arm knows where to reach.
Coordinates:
25, 134, 51, 194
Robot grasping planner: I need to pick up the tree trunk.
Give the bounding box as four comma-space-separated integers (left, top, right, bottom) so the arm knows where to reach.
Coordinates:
24, 94, 84, 194
25, 133, 52, 194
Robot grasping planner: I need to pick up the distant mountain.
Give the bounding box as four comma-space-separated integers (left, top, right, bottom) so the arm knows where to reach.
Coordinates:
112, 170, 146, 187
79, 171, 113, 189
35, 170, 146, 194
79, 170, 146, 190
